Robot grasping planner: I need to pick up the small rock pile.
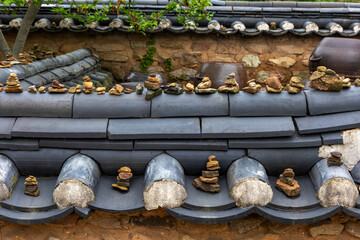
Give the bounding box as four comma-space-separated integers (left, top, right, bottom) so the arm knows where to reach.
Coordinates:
0, 83, 3, 92
193, 155, 220, 193
108, 84, 124, 95
183, 83, 194, 94
124, 88, 132, 94
24, 175, 39, 197
96, 87, 106, 95
4, 73, 23, 93
195, 77, 217, 94
48, 80, 67, 93
27, 85, 37, 93
218, 73, 240, 94
275, 168, 301, 197
68, 85, 82, 94
136, 84, 143, 95
112, 166, 133, 192
309, 66, 343, 92
327, 151, 343, 167
82, 76, 94, 94
342, 78, 351, 88
38, 86, 46, 93
164, 83, 183, 95
144, 74, 162, 101
243, 79, 261, 94
264, 77, 283, 93
286, 77, 305, 94
355, 78, 360, 87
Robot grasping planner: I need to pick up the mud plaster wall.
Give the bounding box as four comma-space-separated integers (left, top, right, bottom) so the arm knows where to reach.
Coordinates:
1, 210, 360, 240
3, 30, 349, 81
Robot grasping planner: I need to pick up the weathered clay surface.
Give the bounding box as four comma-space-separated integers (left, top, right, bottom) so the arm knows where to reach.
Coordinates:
230, 177, 273, 208
143, 179, 187, 210
319, 128, 360, 170
0, 182, 10, 201
53, 179, 95, 209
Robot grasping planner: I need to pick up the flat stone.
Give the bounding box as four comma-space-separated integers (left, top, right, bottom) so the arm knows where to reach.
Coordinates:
73, 93, 150, 118
202, 170, 219, 178
193, 178, 220, 193
167, 149, 246, 175
309, 221, 344, 237
145, 89, 162, 101
295, 110, 360, 134
0, 92, 73, 118
230, 91, 307, 116
242, 54, 261, 68
321, 132, 343, 145
39, 139, 132, 150
0, 118, 16, 139
275, 178, 301, 197
201, 117, 295, 138
0, 138, 39, 150
80, 150, 162, 175
108, 118, 200, 139
267, 57, 296, 68
199, 176, 218, 184
0, 148, 77, 176
248, 148, 321, 176
134, 139, 228, 150
229, 133, 322, 148
12, 118, 108, 138
151, 92, 228, 118
305, 88, 360, 115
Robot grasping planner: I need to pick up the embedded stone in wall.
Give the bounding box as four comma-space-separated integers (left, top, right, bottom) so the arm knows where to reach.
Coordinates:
91, 43, 126, 52
160, 41, 184, 50
100, 53, 128, 63
242, 54, 261, 68
168, 68, 197, 81
309, 221, 344, 237
172, 52, 202, 68
267, 57, 296, 69
275, 45, 304, 55
130, 41, 147, 49
244, 42, 270, 54
345, 221, 360, 238
319, 128, 360, 170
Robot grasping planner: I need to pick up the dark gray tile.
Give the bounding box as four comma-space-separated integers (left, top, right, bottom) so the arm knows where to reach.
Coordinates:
248, 148, 321, 176
108, 118, 200, 140
183, 176, 235, 211
295, 111, 360, 134
166, 149, 245, 175
0, 206, 73, 225
23, 75, 49, 87
321, 132, 343, 145
305, 88, 360, 115
256, 206, 340, 225
230, 91, 307, 117
0, 118, 16, 139
229, 133, 321, 148
151, 93, 228, 118
12, 118, 108, 139
0, 92, 73, 118
268, 175, 320, 210
73, 93, 150, 118
39, 139, 133, 150
351, 162, 360, 184
166, 206, 254, 224
201, 117, 295, 138
81, 150, 162, 175
0, 148, 78, 176
74, 207, 93, 218
1, 176, 57, 212
134, 139, 227, 150
89, 175, 145, 213
0, 138, 39, 151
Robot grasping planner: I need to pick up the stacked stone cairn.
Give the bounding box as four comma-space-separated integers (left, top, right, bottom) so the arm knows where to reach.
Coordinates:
193, 155, 220, 193
28, 85, 37, 93
68, 85, 82, 94
183, 83, 194, 94
164, 83, 183, 95
4, 73, 23, 93
82, 76, 94, 94
342, 78, 351, 88
124, 88, 133, 94
24, 175, 40, 197
108, 84, 124, 95
48, 80, 67, 93
0, 83, 3, 92
218, 73, 240, 94
309, 66, 343, 91
242, 79, 261, 94
327, 151, 343, 166
355, 78, 360, 87
275, 168, 300, 197
96, 87, 106, 95
286, 77, 305, 94
38, 86, 46, 93
144, 74, 162, 101
264, 77, 283, 93
195, 77, 217, 94
112, 166, 133, 192
136, 84, 143, 95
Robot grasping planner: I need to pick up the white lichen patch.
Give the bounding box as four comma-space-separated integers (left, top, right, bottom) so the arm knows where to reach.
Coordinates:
0, 182, 10, 201
109, 20, 122, 28
53, 179, 95, 209
281, 21, 294, 31
35, 20, 49, 28
317, 177, 358, 208
232, 22, 246, 31
230, 177, 273, 208
143, 179, 187, 210
353, 24, 360, 34
208, 21, 221, 31
59, 19, 73, 28
319, 128, 360, 170
305, 23, 319, 32
257, 23, 269, 32
330, 24, 343, 33
9, 19, 22, 28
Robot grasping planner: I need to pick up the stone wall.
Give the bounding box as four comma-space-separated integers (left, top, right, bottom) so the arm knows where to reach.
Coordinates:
2, 30, 341, 82
1, 210, 360, 239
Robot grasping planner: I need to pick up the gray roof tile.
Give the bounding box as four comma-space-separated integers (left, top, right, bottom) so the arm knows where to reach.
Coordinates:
134, 139, 228, 151
0, 118, 16, 139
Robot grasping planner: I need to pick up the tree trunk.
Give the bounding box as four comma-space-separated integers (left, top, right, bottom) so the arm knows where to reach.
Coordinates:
12, 3, 42, 58
0, 29, 10, 59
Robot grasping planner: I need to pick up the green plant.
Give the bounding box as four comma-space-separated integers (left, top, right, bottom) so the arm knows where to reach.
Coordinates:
140, 39, 156, 73
165, 58, 174, 72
